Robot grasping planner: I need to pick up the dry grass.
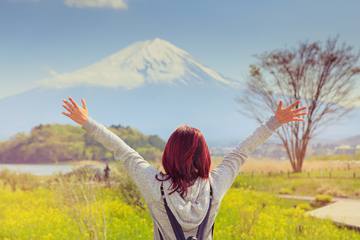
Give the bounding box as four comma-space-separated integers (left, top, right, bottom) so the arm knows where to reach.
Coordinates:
210, 156, 360, 173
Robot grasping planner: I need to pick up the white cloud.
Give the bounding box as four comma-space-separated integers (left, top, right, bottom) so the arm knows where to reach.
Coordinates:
6, 0, 40, 3
64, 0, 127, 10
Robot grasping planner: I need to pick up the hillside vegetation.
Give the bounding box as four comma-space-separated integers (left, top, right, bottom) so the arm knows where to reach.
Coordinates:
0, 123, 165, 163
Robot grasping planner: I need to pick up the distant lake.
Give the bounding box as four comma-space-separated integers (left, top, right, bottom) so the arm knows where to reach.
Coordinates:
0, 163, 78, 176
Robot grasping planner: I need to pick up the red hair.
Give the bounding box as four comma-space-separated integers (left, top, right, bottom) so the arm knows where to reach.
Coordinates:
156, 124, 211, 198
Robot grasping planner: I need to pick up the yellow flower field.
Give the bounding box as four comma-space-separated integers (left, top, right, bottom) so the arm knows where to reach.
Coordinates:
0, 184, 359, 240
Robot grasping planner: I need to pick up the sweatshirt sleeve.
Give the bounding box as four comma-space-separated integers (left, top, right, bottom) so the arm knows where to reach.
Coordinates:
82, 116, 160, 203
210, 115, 282, 201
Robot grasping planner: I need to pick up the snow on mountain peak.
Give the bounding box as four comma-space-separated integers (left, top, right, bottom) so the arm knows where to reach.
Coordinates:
42, 38, 238, 89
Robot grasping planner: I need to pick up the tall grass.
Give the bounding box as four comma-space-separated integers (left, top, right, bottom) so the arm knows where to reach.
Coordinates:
0, 165, 359, 239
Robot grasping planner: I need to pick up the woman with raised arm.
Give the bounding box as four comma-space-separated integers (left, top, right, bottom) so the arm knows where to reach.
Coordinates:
62, 97, 307, 240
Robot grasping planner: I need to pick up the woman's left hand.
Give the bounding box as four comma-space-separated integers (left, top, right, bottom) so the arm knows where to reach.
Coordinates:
275, 100, 308, 124
62, 97, 89, 126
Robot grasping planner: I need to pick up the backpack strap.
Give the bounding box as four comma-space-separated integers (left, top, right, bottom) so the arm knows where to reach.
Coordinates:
158, 181, 214, 240
159, 181, 187, 240
195, 184, 213, 239
158, 229, 164, 240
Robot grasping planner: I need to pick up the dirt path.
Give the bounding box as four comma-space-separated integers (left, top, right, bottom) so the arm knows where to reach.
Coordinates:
278, 194, 360, 230
277, 194, 350, 202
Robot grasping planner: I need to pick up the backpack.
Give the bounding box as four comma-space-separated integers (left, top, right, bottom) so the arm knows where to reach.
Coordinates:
158, 181, 214, 240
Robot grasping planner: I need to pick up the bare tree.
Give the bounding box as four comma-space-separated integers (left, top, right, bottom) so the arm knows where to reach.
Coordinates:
237, 37, 360, 172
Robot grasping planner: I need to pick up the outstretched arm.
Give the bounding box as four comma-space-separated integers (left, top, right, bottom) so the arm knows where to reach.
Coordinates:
62, 97, 159, 203
210, 100, 307, 201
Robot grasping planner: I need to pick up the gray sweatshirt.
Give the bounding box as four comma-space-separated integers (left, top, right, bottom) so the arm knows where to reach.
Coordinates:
82, 115, 282, 240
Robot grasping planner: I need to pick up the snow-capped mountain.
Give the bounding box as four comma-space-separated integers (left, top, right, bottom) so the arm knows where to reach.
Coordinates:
0, 38, 358, 148
0, 38, 250, 147
41, 38, 240, 89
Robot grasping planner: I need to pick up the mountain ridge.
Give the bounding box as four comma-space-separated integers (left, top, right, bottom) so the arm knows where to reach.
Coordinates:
0, 38, 358, 147
41, 38, 240, 90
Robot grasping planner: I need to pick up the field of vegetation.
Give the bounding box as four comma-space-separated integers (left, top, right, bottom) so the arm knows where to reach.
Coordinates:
0, 162, 360, 240
208, 157, 360, 198
1, 124, 359, 239
229, 159, 360, 198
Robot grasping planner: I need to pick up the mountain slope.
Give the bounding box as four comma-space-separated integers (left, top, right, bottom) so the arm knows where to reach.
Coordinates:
0, 38, 250, 147
41, 38, 240, 89
0, 83, 250, 147
0, 38, 358, 147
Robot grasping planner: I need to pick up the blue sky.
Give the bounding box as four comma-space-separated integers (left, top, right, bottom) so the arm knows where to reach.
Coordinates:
1, 0, 359, 99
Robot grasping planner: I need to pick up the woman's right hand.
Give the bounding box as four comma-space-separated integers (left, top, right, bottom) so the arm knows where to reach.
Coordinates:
62, 97, 89, 126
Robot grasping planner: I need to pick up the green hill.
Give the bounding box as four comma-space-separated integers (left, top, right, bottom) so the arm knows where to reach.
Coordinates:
0, 123, 165, 163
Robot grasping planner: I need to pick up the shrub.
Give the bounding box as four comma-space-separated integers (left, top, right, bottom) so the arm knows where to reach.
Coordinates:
278, 187, 293, 194
0, 170, 41, 191
315, 194, 333, 203
296, 202, 312, 211
311, 194, 333, 208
